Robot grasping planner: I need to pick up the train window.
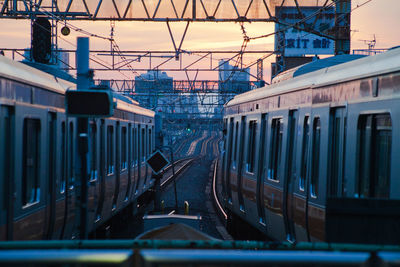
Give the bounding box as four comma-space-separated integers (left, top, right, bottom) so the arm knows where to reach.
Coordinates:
300, 116, 310, 191
329, 109, 347, 197
68, 122, 74, 188
116, 123, 120, 174
128, 126, 132, 169
246, 120, 257, 173
149, 128, 152, 154
357, 113, 391, 199
141, 128, 145, 162
232, 122, 239, 167
268, 118, 283, 181
133, 127, 137, 166
121, 127, 127, 170
100, 120, 105, 177
48, 113, 56, 202
89, 123, 97, 181
330, 116, 341, 195
311, 117, 321, 198
146, 126, 149, 157
107, 125, 114, 174
22, 118, 41, 206
60, 122, 66, 193
227, 119, 234, 167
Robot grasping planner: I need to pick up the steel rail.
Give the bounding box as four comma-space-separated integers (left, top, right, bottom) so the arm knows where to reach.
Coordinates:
212, 158, 227, 220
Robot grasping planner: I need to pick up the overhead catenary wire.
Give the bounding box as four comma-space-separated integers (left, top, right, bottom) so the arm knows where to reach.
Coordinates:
9, 0, 374, 86
13, 7, 133, 79
23, 3, 146, 80
232, 0, 374, 83
216, 1, 337, 84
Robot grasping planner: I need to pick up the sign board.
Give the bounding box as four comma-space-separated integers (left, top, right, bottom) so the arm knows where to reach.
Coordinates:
66, 89, 114, 117
275, 6, 335, 56
146, 150, 170, 175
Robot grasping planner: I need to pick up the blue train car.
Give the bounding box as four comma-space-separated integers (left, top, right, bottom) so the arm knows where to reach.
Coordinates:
220, 48, 400, 244
0, 55, 155, 240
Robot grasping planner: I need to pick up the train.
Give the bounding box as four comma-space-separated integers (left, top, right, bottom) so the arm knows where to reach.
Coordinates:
0, 54, 156, 240
219, 47, 400, 244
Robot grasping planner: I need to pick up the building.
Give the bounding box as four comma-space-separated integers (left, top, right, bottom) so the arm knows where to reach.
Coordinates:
217, 60, 251, 116
218, 60, 251, 94
134, 70, 173, 110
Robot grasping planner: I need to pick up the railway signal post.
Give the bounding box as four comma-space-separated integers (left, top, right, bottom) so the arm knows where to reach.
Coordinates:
147, 150, 170, 212
66, 37, 115, 239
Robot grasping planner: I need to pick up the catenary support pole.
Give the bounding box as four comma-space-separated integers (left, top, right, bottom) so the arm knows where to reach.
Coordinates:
76, 37, 90, 239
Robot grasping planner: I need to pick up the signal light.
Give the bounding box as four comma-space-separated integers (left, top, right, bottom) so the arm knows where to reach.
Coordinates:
61, 26, 70, 36
32, 17, 51, 64
66, 89, 114, 117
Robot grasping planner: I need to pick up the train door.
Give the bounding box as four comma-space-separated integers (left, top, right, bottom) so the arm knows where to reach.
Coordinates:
329, 107, 347, 197
113, 122, 120, 210
63, 119, 76, 238
95, 119, 106, 222
306, 116, 322, 241
225, 118, 234, 203
142, 125, 146, 188
133, 125, 139, 194
59, 120, 67, 238
120, 125, 128, 202
237, 116, 246, 211
46, 112, 57, 239
293, 114, 310, 241
143, 125, 149, 187
127, 124, 132, 201
221, 119, 227, 198
135, 124, 142, 194
88, 121, 99, 230
256, 113, 267, 225
283, 110, 298, 242
14, 107, 47, 240
0, 105, 14, 240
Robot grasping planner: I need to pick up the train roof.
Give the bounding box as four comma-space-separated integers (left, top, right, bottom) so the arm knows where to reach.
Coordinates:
271, 54, 366, 84
0, 55, 154, 117
227, 47, 400, 107
110, 88, 154, 117
115, 97, 155, 118
0, 55, 76, 93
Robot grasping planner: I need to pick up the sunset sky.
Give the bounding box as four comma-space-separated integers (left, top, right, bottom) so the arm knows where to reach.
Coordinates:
0, 0, 399, 81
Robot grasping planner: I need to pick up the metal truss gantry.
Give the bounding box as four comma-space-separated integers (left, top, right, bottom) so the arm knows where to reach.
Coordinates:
95, 79, 252, 119
1, 0, 335, 23
97, 79, 259, 94
1, 48, 270, 80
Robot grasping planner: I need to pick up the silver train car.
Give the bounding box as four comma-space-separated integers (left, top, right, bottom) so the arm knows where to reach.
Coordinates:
0, 55, 155, 240
220, 47, 400, 244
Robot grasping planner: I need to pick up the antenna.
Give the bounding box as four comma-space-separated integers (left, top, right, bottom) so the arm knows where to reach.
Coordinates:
358, 34, 377, 55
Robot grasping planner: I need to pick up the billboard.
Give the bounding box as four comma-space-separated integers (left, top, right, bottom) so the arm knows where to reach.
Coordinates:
275, 6, 335, 56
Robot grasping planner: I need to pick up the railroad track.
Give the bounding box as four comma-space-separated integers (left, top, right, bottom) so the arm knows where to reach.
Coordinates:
160, 157, 196, 188
212, 158, 227, 221
160, 132, 211, 190
173, 131, 200, 158
207, 133, 227, 221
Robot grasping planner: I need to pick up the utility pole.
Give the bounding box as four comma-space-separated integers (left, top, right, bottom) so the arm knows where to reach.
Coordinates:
76, 37, 90, 239
334, 0, 351, 55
